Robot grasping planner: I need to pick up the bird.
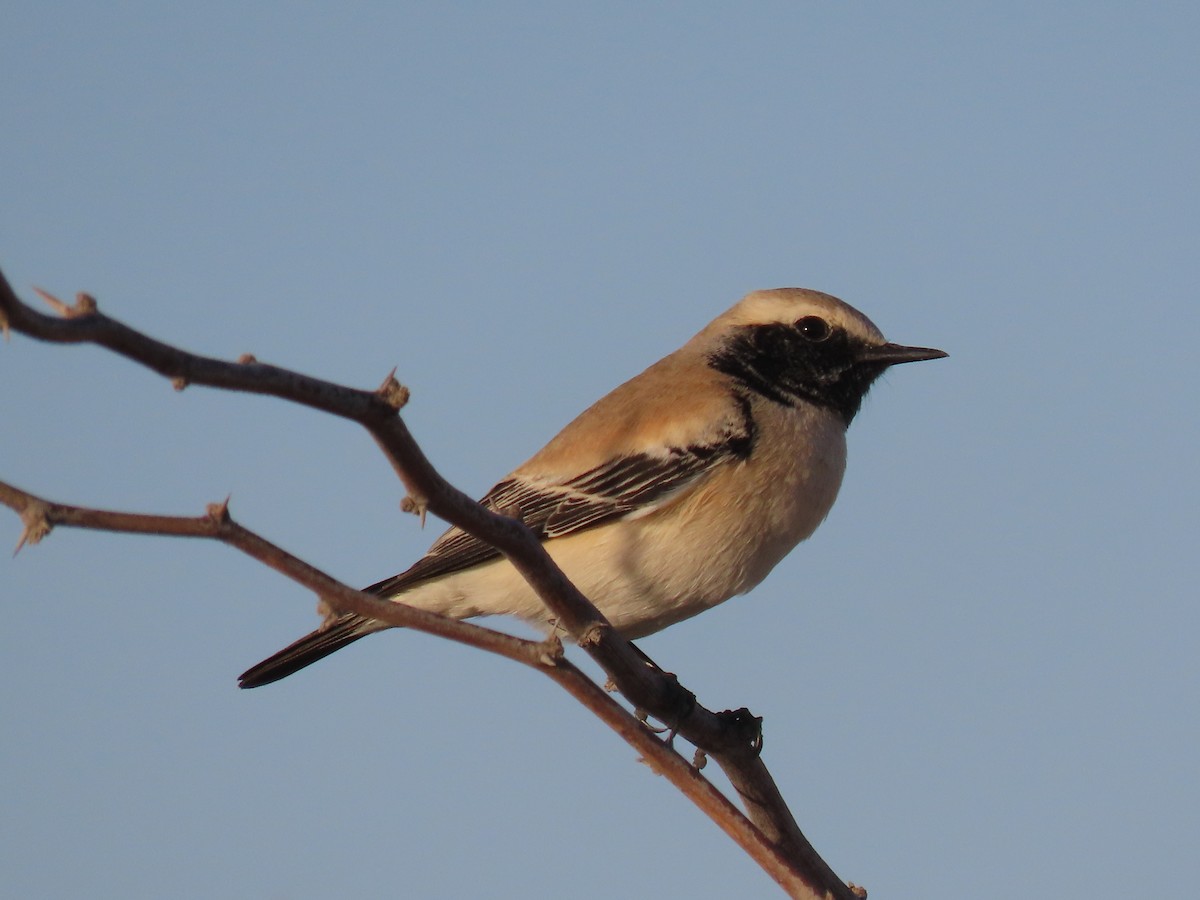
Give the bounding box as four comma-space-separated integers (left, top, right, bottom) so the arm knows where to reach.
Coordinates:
238, 288, 946, 688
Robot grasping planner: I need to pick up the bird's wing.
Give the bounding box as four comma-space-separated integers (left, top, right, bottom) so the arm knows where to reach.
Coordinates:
366, 413, 753, 597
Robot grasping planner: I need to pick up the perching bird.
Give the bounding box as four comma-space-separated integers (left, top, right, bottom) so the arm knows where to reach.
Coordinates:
239, 288, 945, 688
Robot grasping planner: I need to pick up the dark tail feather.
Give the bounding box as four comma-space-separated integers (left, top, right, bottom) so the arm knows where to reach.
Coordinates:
238, 613, 377, 689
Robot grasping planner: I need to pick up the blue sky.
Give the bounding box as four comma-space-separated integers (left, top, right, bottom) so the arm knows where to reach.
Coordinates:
2, 4, 1197, 898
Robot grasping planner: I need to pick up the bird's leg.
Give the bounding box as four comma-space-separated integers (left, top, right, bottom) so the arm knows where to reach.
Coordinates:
631, 663, 697, 750
627, 639, 666, 673
634, 707, 670, 734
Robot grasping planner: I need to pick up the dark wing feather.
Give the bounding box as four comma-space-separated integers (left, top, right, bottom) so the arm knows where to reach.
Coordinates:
367, 405, 755, 598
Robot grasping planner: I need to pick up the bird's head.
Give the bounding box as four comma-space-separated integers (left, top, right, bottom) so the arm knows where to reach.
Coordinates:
705, 288, 947, 425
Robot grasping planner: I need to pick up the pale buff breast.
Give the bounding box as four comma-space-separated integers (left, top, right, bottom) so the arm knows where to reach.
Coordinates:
595, 400, 847, 636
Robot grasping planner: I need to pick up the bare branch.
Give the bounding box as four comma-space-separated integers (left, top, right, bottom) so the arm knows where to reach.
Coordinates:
0, 269, 861, 900
0, 477, 829, 896
0, 480, 546, 664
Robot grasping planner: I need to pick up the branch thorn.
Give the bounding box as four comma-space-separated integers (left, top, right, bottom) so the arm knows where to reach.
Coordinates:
14, 499, 52, 555
31, 286, 71, 315
377, 369, 410, 411
577, 622, 606, 647
399, 494, 427, 528
537, 632, 564, 667
31, 287, 97, 317
205, 496, 232, 523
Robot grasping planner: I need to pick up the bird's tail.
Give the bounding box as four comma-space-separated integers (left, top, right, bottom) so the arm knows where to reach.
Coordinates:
238, 613, 380, 689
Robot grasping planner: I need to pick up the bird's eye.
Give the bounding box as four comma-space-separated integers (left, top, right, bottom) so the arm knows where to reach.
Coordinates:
795, 316, 832, 341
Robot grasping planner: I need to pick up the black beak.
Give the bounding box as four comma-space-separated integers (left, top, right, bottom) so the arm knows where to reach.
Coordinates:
859, 342, 948, 366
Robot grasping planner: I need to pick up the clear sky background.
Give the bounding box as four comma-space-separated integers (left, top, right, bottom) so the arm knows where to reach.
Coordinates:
2, 5, 1196, 898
